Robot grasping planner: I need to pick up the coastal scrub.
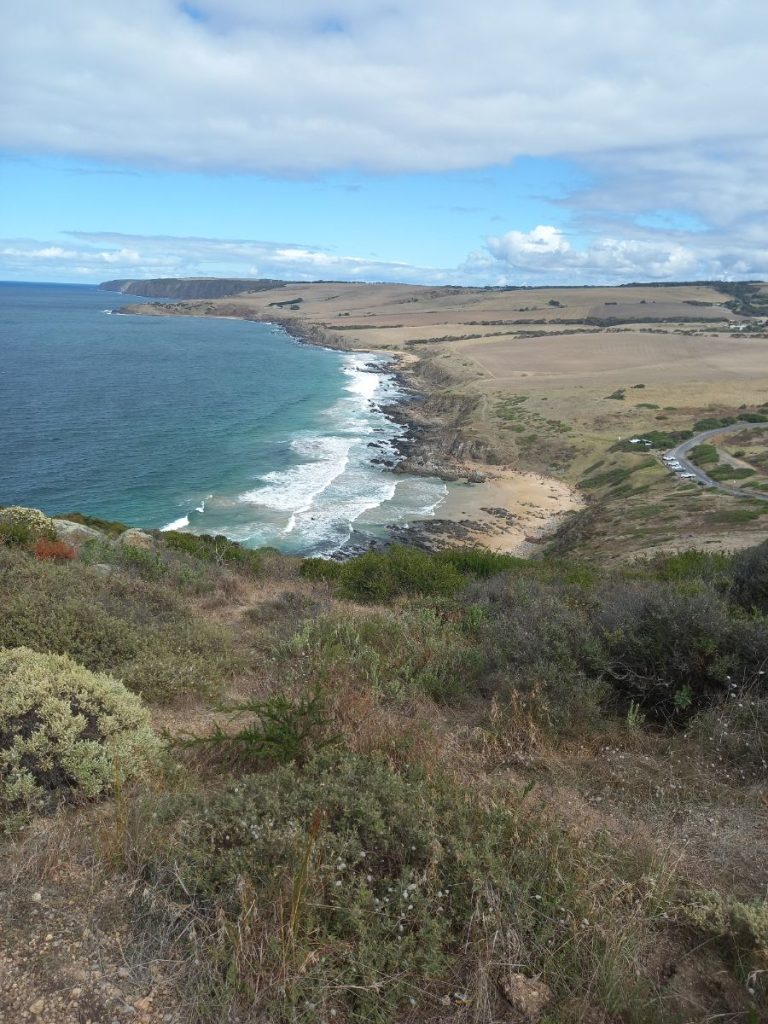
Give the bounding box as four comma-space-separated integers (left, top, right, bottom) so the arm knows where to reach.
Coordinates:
0, 647, 160, 831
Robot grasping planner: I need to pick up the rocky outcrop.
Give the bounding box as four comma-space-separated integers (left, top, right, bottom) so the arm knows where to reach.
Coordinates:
116, 529, 154, 550
51, 519, 105, 546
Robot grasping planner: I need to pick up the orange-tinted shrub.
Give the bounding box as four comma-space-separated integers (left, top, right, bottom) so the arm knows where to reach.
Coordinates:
34, 539, 77, 562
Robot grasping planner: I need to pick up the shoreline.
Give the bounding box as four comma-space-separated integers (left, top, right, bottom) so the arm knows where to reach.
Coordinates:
112, 299, 584, 555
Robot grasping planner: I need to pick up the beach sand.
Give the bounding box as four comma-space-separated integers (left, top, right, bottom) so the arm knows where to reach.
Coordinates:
414, 466, 584, 555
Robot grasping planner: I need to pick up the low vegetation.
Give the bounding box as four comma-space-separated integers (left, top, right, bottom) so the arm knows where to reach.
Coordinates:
0, 538, 240, 701
0, 647, 159, 832
1, 513, 766, 1021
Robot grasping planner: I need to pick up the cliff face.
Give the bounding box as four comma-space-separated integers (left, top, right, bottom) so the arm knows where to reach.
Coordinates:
99, 278, 287, 299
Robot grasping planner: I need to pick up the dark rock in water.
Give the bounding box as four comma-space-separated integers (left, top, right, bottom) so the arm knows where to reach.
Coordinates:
331, 528, 391, 560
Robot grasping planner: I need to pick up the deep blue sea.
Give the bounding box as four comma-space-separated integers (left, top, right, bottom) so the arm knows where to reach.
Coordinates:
0, 282, 445, 554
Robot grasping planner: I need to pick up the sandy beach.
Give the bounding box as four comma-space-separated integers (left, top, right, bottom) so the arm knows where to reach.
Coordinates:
411, 466, 584, 554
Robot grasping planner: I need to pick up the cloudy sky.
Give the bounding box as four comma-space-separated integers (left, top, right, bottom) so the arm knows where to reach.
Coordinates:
2, 0, 767, 286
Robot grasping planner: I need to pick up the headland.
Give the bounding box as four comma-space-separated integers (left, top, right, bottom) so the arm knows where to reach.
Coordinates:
102, 277, 768, 560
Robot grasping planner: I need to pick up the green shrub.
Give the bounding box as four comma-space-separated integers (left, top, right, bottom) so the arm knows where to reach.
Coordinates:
459, 576, 607, 730
300, 547, 536, 603
301, 546, 464, 602
730, 541, 768, 613
693, 416, 738, 431
132, 752, 655, 1022
711, 507, 765, 524
684, 889, 768, 971
299, 556, 342, 584
0, 550, 238, 701
174, 687, 338, 767
645, 549, 732, 585
708, 466, 756, 481
118, 542, 168, 580
581, 460, 655, 490
594, 581, 743, 715
344, 546, 464, 601
436, 547, 525, 578
0, 647, 159, 831
640, 429, 693, 448
689, 443, 719, 466
163, 531, 262, 573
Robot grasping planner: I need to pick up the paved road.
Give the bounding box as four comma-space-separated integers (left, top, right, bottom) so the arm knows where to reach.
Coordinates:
664, 421, 768, 501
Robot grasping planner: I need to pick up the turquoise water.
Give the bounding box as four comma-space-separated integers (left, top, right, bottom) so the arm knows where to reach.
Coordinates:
0, 282, 445, 554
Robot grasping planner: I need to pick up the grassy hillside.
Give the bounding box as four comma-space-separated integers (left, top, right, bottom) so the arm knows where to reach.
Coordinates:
1, 511, 767, 1022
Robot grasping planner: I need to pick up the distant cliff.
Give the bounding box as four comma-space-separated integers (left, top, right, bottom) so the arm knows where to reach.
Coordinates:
99, 278, 288, 299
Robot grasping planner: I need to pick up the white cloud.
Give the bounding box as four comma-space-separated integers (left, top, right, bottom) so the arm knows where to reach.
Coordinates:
479, 225, 768, 283
1, 245, 79, 260
3, 2, 768, 283
0, 231, 435, 284
1, 1, 767, 177
487, 226, 571, 262
2, 224, 766, 288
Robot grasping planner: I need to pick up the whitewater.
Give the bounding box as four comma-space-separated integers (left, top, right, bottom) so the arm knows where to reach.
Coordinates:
0, 282, 446, 555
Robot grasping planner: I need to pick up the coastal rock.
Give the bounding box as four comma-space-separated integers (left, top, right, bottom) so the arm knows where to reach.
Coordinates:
396, 459, 463, 482
90, 563, 115, 576
51, 519, 105, 546
117, 528, 154, 550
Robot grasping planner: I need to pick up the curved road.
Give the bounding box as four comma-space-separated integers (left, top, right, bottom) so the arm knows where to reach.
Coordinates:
664, 421, 768, 501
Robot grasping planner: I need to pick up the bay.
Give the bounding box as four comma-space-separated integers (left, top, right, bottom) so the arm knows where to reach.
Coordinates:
0, 282, 445, 554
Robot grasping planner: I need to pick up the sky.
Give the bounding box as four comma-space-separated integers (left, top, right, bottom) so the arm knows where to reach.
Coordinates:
1, 0, 767, 287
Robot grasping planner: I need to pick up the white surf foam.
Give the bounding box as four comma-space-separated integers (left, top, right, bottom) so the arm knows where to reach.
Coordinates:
239, 435, 353, 529
161, 514, 190, 531
217, 350, 439, 554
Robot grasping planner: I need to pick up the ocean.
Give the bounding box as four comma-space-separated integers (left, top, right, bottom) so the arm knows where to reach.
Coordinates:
0, 282, 446, 555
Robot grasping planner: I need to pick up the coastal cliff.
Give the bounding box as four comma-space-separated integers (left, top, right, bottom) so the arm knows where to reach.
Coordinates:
99, 277, 288, 300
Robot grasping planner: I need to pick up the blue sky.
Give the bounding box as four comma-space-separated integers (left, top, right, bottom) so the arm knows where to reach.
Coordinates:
2, 1, 767, 285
